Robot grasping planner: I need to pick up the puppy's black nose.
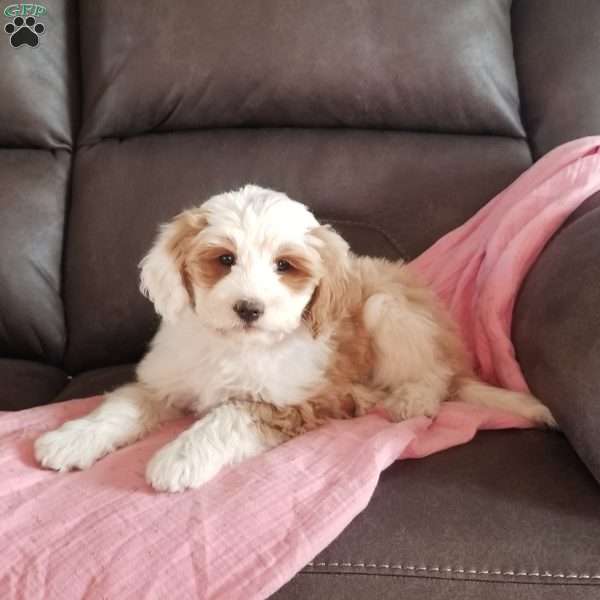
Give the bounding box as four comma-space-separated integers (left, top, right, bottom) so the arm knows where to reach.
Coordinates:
233, 299, 265, 323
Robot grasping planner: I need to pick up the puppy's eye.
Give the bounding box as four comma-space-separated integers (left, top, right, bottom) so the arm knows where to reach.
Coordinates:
276, 259, 291, 273
219, 254, 236, 267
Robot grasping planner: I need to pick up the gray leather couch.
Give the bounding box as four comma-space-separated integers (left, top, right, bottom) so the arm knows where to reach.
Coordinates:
2, 1, 600, 598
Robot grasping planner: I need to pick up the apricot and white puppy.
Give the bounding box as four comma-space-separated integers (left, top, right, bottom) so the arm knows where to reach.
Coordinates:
34, 185, 555, 492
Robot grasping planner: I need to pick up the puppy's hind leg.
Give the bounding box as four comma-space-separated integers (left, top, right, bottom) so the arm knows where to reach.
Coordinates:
363, 292, 452, 421
381, 378, 449, 422
35, 383, 179, 471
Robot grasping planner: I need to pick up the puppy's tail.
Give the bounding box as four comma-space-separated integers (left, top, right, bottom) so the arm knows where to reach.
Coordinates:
455, 377, 557, 428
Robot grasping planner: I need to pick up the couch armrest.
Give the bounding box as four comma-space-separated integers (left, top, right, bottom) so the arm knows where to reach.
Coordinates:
514, 192, 600, 479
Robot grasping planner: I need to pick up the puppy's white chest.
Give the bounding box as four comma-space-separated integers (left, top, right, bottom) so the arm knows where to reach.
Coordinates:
214, 332, 330, 407
138, 322, 332, 411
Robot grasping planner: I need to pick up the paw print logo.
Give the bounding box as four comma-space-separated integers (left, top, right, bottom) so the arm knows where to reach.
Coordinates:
4, 15, 45, 47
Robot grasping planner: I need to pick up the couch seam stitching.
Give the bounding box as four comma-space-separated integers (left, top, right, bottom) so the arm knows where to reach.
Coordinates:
306, 562, 600, 580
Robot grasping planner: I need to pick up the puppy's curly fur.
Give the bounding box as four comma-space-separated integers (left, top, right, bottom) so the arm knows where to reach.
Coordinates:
35, 185, 555, 492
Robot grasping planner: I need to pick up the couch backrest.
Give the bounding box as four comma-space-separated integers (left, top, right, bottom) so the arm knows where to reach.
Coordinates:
1, 0, 599, 375
0, 0, 77, 365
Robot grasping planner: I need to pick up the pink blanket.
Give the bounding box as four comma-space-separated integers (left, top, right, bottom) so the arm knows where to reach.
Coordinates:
1, 137, 599, 599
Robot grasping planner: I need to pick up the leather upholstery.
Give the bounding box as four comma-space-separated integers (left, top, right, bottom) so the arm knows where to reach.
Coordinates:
79, 0, 523, 142
0, 150, 69, 363
1, 1, 600, 597
0, 0, 77, 148
515, 191, 600, 483
1, 359, 66, 409
53, 364, 136, 403
512, 0, 600, 158
0, 0, 78, 363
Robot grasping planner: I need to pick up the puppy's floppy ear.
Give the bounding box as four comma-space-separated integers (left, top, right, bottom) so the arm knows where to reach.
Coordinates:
139, 209, 207, 322
304, 225, 353, 336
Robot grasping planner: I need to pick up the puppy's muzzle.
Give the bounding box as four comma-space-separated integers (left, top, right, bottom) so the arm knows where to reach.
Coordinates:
233, 299, 265, 323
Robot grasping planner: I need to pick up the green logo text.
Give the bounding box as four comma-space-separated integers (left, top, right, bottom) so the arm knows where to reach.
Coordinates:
3, 3, 47, 18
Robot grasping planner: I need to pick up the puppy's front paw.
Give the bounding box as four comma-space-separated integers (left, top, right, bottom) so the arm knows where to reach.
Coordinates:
34, 419, 110, 471
145, 438, 223, 493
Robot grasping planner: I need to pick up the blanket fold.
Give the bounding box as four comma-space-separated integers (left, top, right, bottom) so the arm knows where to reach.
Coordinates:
1, 136, 599, 600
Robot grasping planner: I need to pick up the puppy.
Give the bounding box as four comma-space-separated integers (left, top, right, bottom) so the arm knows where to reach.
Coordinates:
35, 185, 555, 492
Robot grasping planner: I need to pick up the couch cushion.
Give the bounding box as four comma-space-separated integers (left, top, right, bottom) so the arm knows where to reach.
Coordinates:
53, 364, 136, 402
274, 429, 600, 599
0, 0, 78, 367
515, 191, 600, 483
512, 0, 600, 158
0, 0, 77, 148
78, 0, 523, 143
0, 149, 69, 364
0, 359, 67, 410
64, 130, 530, 372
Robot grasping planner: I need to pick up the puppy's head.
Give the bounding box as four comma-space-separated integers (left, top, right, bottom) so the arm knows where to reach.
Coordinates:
140, 185, 352, 342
